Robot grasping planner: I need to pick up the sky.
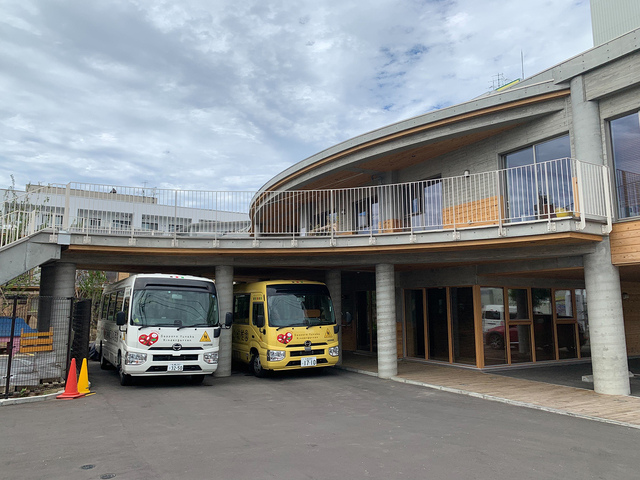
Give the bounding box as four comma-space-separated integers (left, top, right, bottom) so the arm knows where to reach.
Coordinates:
0, 0, 593, 193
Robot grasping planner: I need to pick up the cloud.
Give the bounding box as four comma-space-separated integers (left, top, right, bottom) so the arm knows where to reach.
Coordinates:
0, 0, 592, 192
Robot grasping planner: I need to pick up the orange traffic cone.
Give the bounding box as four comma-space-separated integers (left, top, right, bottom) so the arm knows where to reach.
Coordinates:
56, 358, 85, 399
77, 358, 90, 395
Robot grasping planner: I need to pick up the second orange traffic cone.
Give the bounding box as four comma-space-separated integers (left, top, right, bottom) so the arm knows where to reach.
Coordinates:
56, 358, 85, 399
77, 358, 90, 395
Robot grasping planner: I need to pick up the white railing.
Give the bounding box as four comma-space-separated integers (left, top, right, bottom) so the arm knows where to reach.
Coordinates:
1, 158, 611, 249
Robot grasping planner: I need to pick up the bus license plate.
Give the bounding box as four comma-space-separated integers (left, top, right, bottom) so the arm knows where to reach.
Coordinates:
301, 357, 317, 367
167, 363, 184, 372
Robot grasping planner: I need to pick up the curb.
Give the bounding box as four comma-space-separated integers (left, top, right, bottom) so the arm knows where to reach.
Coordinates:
0, 390, 64, 407
338, 366, 640, 430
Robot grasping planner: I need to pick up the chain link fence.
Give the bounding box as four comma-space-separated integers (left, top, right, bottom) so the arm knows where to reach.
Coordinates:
1, 295, 91, 398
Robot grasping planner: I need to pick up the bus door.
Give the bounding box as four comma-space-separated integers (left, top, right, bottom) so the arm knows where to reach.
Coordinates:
232, 293, 252, 363
250, 294, 267, 352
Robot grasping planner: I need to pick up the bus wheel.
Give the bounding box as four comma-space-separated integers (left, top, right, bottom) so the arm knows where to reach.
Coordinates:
99, 345, 110, 370
117, 353, 134, 386
190, 375, 205, 384
251, 352, 266, 378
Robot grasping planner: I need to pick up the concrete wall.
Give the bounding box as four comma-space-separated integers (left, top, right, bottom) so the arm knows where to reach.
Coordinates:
396, 101, 572, 184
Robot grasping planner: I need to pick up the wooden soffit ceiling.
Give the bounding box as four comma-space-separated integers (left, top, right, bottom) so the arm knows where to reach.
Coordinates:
300, 124, 517, 190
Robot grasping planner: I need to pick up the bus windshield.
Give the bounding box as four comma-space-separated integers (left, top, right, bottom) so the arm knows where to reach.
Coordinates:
267, 284, 336, 328
131, 288, 219, 328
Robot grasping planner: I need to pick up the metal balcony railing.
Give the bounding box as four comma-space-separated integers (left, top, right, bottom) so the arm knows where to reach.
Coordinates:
1, 158, 612, 249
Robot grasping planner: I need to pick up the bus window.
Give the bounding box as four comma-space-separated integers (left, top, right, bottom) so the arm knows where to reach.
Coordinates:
252, 302, 264, 326
101, 295, 109, 319
115, 291, 124, 313
107, 292, 118, 321
234, 294, 250, 324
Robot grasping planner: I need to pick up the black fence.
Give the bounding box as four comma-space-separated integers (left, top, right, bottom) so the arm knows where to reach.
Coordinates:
1, 295, 91, 398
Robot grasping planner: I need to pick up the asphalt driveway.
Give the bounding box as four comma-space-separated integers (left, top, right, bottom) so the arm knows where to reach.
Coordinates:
1, 362, 638, 480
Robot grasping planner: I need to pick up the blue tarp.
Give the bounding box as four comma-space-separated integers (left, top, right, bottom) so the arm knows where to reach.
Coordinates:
0, 317, 37, 337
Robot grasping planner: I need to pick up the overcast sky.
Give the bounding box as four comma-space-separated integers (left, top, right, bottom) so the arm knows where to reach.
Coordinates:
1, 0, 593, 192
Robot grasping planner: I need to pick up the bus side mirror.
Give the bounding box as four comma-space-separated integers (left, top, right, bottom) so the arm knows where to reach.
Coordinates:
116, 311, 126, 326
255, 314, 265, 329
224, 312, 233, 328
344, 312, 352, 326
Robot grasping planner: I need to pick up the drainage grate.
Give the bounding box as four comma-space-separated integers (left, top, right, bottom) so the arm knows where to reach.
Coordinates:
80, 465, 95, 470
100, 474, 117, 479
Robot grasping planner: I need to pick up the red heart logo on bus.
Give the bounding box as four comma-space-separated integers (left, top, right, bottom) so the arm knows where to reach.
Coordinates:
277, 332, 293, 344
138, 332, 159, 346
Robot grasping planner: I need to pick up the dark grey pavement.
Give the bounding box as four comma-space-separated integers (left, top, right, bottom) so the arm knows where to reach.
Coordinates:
491, 357, 640, 396
1, 362, 639, 480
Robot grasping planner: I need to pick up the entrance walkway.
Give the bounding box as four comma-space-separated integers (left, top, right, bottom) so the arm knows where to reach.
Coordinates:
341, 352, 640, 429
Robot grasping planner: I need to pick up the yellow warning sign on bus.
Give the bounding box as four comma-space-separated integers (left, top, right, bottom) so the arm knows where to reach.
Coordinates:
324, 328, 332, 338
200, 331, 211, 342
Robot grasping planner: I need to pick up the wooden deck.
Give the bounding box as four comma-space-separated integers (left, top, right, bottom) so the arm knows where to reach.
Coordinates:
341, 352, 640, 427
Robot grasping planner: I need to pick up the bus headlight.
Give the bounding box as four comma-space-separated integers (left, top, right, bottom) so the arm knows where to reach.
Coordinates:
329, 346, 339, 357
267, 350, 286, 362
125, 352, 147, 365
203, 352, 218, 364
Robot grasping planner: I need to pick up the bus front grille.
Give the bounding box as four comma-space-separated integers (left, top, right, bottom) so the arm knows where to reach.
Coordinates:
152, 354, 199, 361
289, 349, 325, 357
146, 365, 203, 372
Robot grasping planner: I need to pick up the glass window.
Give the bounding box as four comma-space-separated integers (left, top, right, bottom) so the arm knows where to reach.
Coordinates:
266, 284, 336, 328
107, 292, 118, 321
508, 289, 529, 320
509, 325, 533, 363
611, 112, 640, 218
427, 288, 449, 362
576, 288, 590, 358
554, 290, 574, 318
233, 294, 251, 325
532, 288, 555, 361
504, 135, 572, 222
481, 287, 507, 366
557, 323, 578, 359
131, 289, 219, 327
450, 287, 476, 365
405, 290, 426, 359
252, 302, 264, 326
101, 295, 109, 319
114, 291, 124, 314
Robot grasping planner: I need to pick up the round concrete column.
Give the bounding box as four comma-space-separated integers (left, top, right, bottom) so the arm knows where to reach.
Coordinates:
584, 239, 630, 395
570, 76, 604, 164
375, 264, 397, 378
325, 270, 342, 366
214, 265, 233, 378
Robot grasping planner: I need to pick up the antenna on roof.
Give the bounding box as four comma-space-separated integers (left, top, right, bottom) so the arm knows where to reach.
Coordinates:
521, 50, 525, 79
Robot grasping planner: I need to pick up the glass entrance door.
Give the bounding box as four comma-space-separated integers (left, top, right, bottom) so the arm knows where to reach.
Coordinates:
427, 288, 449, 362
404, 290, 426, 358
356, 291, 377, 352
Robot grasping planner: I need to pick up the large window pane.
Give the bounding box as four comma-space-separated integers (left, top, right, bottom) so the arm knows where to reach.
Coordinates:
427, 288, 449, 362
532, 288, 555, 361
481, 287, 507, 366
611, 113, 640, 218
451, 287, 476, 365
510, 325, 533, 363
404, 290, 425, 358
554, 290, 574, 318
508, 289, 529, 320
557, 323, 578, 359
576, 288, 590, 358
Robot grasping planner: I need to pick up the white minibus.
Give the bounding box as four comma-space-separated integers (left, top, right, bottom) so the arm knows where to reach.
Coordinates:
96, 273, 231, 385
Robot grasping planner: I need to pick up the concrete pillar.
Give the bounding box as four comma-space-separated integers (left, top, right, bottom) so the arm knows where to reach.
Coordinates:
214, 265, 233, 378
570, 76, 604, 164
584, 238, 630, 395
571, 74, 630, 395
325, 270, 342, 366
375, 264, 397, 378
40, 262, 76, 377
